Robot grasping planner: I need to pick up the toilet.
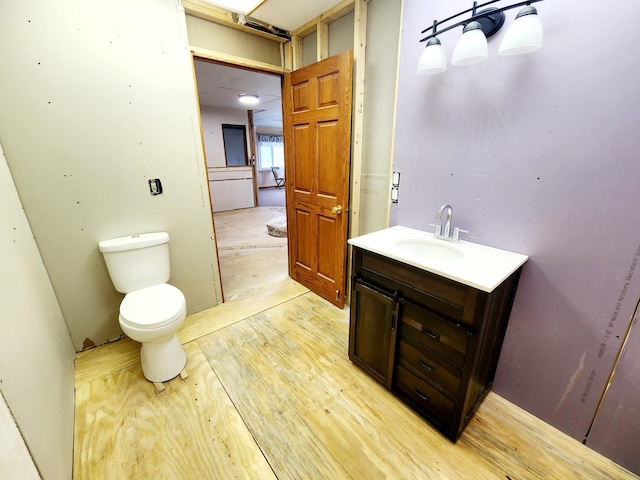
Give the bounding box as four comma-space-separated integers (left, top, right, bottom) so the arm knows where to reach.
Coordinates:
98, 232, 187, 383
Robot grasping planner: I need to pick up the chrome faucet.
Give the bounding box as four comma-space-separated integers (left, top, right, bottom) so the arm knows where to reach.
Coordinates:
436, 204, 453, 239
431, 204, 469, 242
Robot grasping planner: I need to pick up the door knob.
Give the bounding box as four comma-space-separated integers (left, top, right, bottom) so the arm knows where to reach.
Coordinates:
332, 205, 343, 214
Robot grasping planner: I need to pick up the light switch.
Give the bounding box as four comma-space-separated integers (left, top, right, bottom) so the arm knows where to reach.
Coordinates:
391, 171, 400, 203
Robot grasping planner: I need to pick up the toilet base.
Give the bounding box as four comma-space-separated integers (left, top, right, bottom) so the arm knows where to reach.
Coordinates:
139, 334, 187, 383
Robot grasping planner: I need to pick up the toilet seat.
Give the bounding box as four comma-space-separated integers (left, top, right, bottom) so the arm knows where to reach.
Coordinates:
119, 284, 186, 329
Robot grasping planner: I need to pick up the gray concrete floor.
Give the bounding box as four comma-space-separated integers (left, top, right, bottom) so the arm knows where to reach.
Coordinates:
214, 206, 288, 301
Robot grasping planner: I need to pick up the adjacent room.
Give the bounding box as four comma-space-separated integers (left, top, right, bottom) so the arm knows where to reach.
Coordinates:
193, 58, 288, 299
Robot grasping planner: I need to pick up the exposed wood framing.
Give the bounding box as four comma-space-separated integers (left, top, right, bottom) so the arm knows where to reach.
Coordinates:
282, 41, 293, 72
317, 22, 329, 61
349, 0, 367, 239
287, 35, 303, 71
182, 0, 290, 44
288, 0, 355, 67
293, 0, 355, 38
190, 46, 289, 74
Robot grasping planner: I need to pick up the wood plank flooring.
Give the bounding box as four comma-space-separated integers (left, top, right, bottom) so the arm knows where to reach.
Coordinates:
74, 277, 638, 479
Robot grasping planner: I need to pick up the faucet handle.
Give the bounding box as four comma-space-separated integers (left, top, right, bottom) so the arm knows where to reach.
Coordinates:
452, 227, 469, 242
428, 223, 442, 237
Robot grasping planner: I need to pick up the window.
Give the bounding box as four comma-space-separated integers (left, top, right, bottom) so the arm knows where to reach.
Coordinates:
222, 124, 248, 166
257, 133, 284, 170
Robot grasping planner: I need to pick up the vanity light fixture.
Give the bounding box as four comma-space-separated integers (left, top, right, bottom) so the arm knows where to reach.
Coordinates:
238, 94, 260, 105
417, 0, 544, 75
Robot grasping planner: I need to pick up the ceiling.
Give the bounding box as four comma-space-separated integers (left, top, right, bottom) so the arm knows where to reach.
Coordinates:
193, 0, 345, 130
194, 59, 283, 129
250, 0, 345, 32
201, 0, 343, 32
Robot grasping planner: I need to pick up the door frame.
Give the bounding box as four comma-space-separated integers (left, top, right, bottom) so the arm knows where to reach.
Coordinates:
191, 53, 288, 301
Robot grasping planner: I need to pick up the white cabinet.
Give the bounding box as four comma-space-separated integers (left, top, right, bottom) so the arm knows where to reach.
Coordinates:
208, 167, 255, 212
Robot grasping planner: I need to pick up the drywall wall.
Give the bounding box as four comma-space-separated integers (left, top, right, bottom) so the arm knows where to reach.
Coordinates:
0, 0, 222, 351
200, 107, 251, 168
329, 11, 354, 57
586, 302, 640, 473
302, 32, 318, 67
0, 144, 76, 479
186, 14, 282, 66
392, 0, 640, 466
0, 392, 39, 480
358, 0, 402, 234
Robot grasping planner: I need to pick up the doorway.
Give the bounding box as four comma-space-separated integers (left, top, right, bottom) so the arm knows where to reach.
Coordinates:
193, 57, 287, 300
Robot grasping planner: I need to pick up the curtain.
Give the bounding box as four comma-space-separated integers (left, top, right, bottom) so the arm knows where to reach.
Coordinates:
257, 134, 283, 143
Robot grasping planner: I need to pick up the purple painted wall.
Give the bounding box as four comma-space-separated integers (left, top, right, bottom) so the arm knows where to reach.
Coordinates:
392, 0, 640, 466
587, 305, 640, 473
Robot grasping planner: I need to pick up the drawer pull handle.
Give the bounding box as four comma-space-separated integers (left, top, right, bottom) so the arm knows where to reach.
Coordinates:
415, 388, 430, 403
421, 326, 440, 340
418, 359, 434, 372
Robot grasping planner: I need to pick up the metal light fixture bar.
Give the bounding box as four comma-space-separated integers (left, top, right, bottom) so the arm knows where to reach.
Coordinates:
419, 0, 544, 43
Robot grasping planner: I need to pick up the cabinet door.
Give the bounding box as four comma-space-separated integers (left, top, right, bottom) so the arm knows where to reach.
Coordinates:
349, 280, 398, 388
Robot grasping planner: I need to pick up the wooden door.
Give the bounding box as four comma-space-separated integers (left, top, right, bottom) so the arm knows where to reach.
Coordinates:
283, 51, 353, 308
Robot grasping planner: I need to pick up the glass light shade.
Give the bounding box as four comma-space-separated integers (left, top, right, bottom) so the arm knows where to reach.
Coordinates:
239, 94, 259, 105
416, 38, 447, 75
451, 22, 488, 66
498, 7, 543, 56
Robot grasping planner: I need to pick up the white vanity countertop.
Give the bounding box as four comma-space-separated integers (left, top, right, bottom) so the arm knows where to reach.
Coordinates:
348, 225, 528, 292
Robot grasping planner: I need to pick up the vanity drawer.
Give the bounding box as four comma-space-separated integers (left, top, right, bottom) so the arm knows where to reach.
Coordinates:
397, 339, 461, 399
358, 250, 470, 322
399, 300, 469, 367
394, 365, 455, 428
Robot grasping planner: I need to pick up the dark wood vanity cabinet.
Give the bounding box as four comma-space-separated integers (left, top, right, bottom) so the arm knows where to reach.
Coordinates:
348, 246, 522, 441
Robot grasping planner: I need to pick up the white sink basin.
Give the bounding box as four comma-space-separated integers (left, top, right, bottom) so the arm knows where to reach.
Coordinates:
395, 238, 464, 261
348, 225, 528, 292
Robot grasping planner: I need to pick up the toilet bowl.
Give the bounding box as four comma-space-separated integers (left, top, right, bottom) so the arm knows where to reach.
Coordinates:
98, 232, 188, 384
119, 283, 187, 383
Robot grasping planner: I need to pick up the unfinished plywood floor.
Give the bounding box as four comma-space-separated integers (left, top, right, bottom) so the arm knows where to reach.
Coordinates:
214, 206, 288, 301
74, 277, 638, 479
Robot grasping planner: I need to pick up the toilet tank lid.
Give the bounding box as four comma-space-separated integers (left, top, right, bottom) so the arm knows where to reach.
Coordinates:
98, 232, 169, 253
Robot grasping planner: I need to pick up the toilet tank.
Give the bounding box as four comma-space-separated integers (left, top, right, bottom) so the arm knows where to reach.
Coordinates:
98, 232, 171, 294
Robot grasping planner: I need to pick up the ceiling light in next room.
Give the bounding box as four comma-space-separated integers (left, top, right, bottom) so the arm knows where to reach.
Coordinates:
238, 94, 260, 106
200, 0, 265, 15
